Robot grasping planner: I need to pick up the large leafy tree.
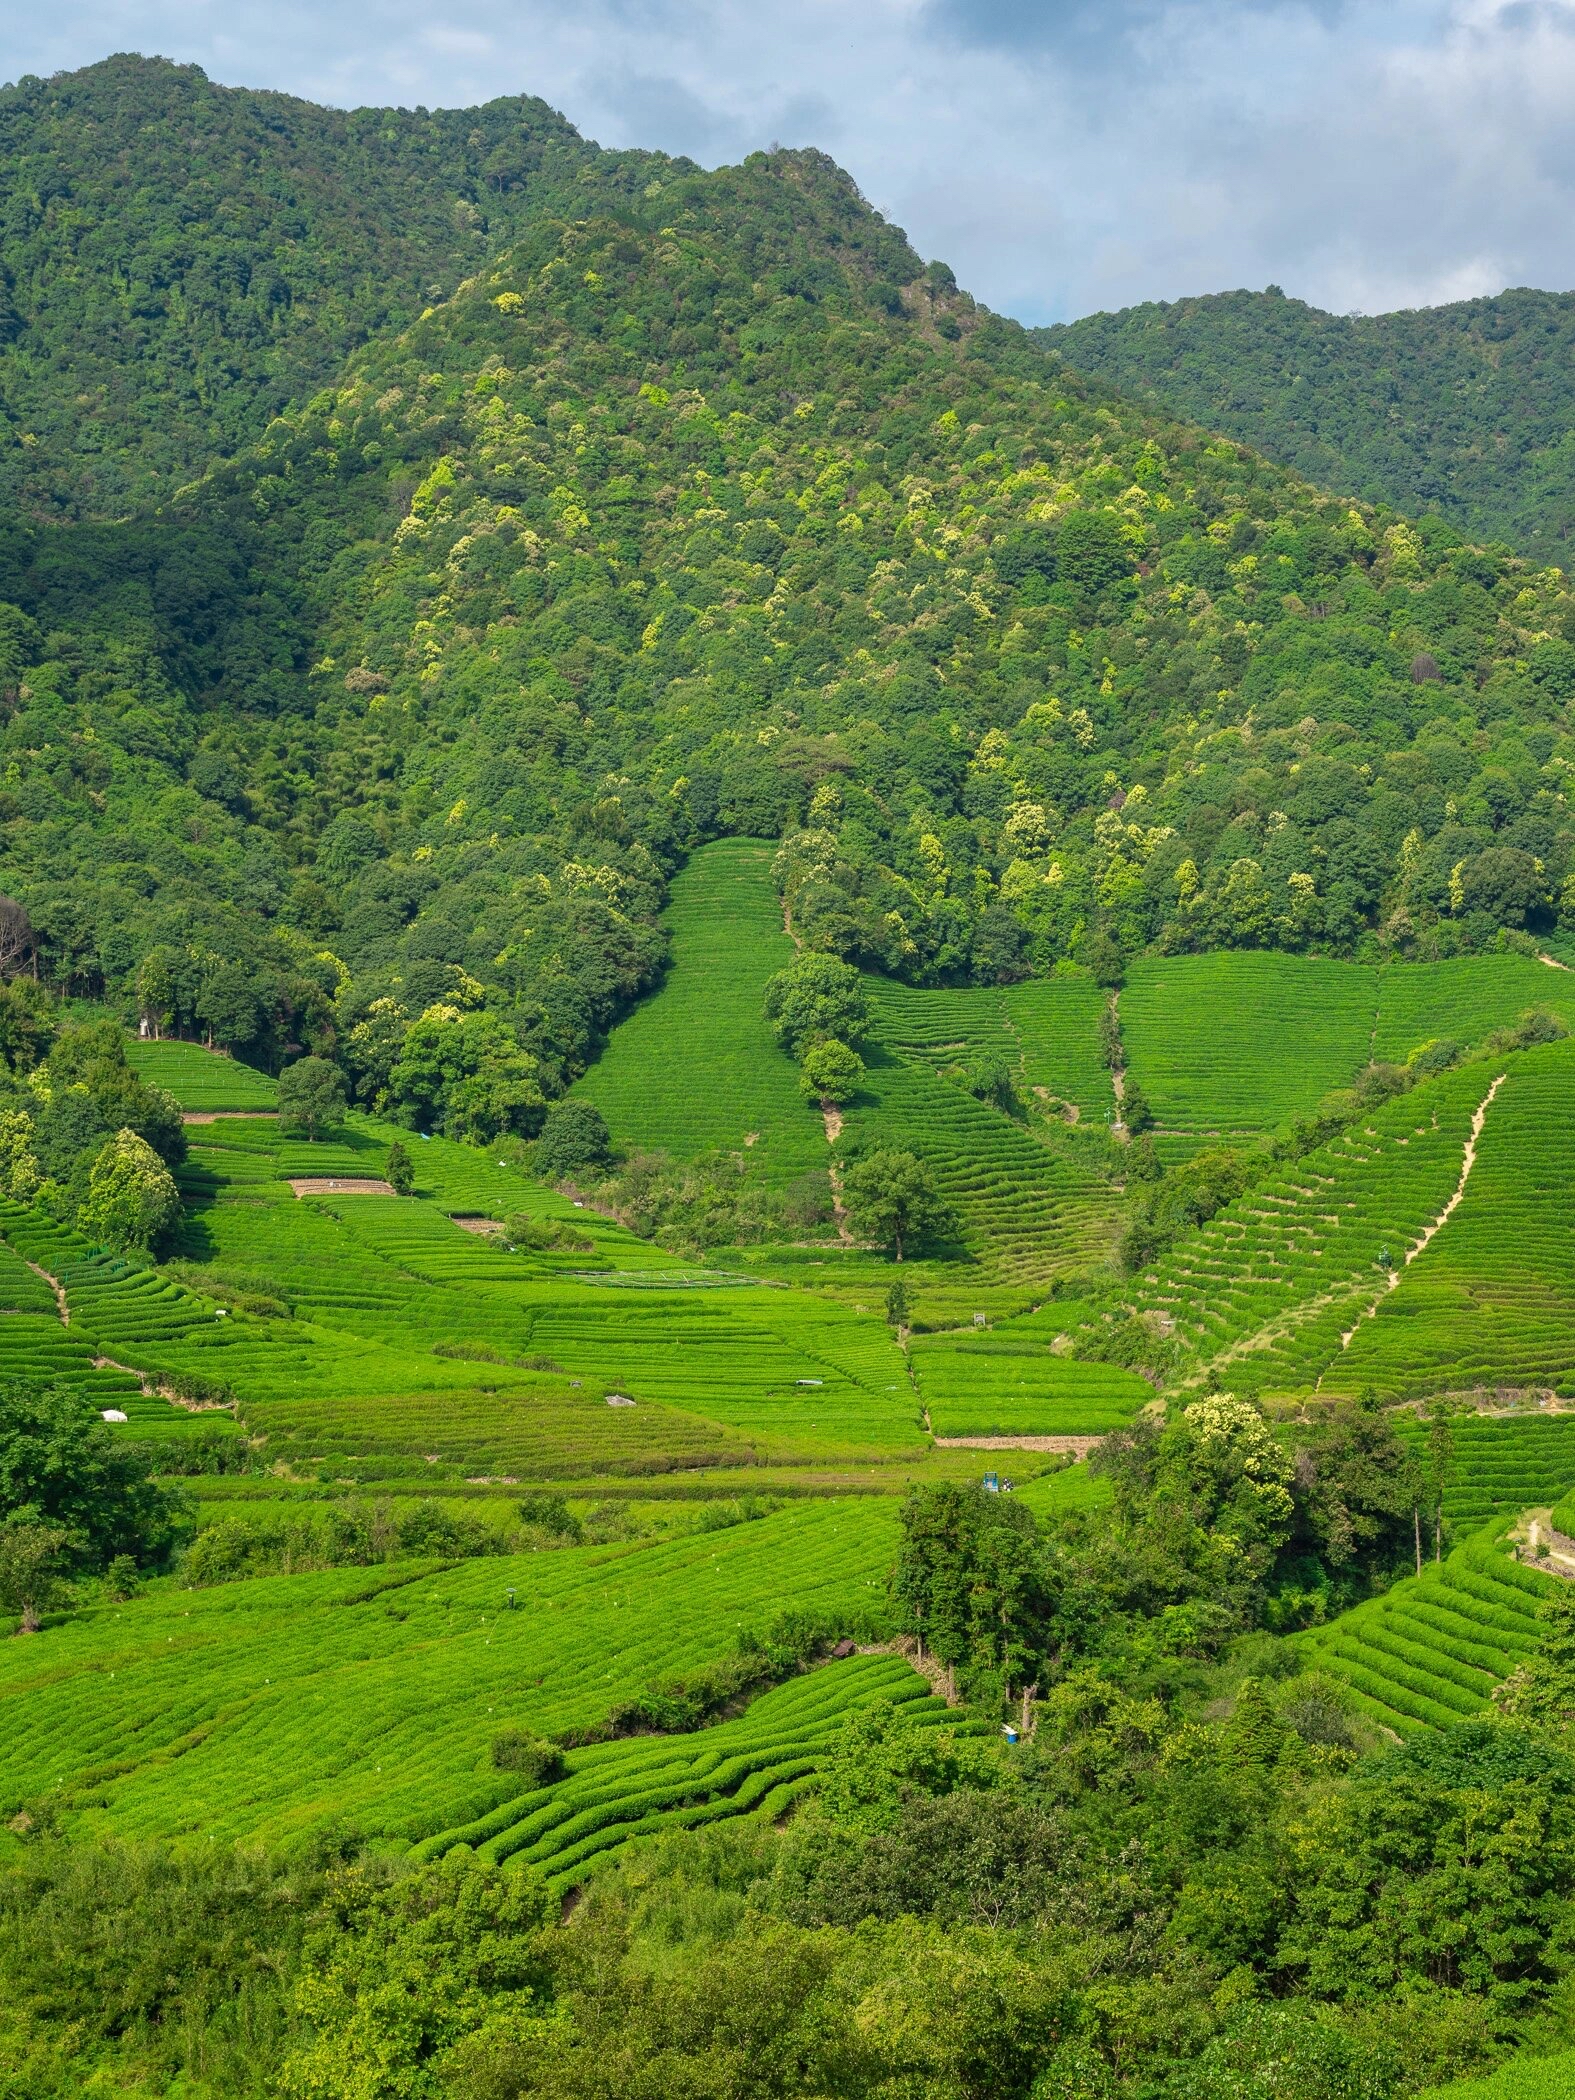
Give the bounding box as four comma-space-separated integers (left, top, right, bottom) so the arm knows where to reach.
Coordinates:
841, 1149, 955, 1261
75, 1129, 182, 1255
0, 1382, 185, 1572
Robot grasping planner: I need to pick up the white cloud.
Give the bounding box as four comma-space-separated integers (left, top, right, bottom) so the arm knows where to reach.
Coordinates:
0, 0, 1571, 320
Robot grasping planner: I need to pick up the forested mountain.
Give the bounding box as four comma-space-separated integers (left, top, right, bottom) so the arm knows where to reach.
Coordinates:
2, 64, 1575, 1143
1045, 287, 1575, 561
0, 54, 673, 517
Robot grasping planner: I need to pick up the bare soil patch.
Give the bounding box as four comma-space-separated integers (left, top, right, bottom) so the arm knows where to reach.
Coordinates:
183, 1111, 279, 1125
289, 1177, 396, 1197
450, 1215, 504, 1234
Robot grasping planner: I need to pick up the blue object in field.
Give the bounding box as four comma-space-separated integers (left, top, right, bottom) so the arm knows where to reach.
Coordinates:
1002, 1725, 1019, 1745
983, 1471, 1001, 1493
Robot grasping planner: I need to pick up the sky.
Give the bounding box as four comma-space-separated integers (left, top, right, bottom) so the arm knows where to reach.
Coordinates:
5, 1, 1575, 325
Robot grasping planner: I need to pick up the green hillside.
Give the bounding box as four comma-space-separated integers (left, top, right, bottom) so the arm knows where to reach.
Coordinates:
1046, 285, 1575, 560
572, 839, 825, 1187
0, 54, 668, 517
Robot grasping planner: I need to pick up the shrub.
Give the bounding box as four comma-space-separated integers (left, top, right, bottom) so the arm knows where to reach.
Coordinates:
533, 1100, 613, 1180
490, 1730, 566, 1783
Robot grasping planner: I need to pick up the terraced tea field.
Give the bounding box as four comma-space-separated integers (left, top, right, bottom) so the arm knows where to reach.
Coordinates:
125, 1040, 278, 1111
572, 838, 827, 1187
1062, 1058, 1498, 1392
1399, 1413, 1575, 1524
866, 975, 1111, 1122
1298, 1530, 1557, 1737
1118, 950, 1575, 1150
0, 1497, 900, 1847
1119, 952, 1378, 1137
908, 1331, 1151, 1437
1334, 1038, 1575, 1399
1421, 2050, 1575, 2100
412, 1651, 972, 1892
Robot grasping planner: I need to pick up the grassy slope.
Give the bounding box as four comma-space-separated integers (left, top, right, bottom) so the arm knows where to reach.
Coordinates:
126, 1040, 278, 1110
573, 839, 826, 1189
0, 1498, 899, 1847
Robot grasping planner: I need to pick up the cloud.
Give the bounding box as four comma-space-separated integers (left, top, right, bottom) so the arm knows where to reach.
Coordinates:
1, 0, 1571, 322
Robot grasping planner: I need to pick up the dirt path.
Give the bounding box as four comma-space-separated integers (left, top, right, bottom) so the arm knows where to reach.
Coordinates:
182, 1110, 278, 1125
822, 1105, 854, 1246
26, 1258, 67, 1325
1540, 953, 1571, 972
1333, 1071, 1505, 1353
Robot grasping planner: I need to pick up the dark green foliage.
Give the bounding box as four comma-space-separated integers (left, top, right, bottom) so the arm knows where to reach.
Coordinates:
1046, 286, 1575, 560
0, 1380, 184, 1572
490, 1730, 566, 1783
840, 1148, 956, 1261
762, 953, 871, 1057
384, 1138, 414, 1194
533, 1099, 613, 1181
276, 1056, 347, 1140
0, 54, 670, 518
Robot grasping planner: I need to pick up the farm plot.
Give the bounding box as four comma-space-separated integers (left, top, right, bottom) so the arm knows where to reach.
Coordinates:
908, 1332, 1151, 1438
572, 839, 826, 1188
1372, 954, 1575, 1064
171, 1116, 921, 1462
125, 1040, 277, 1112
865, 974, 1109, 1122
1298, 1531, 1557, 1737
412, 1653, 968, 1891
1334, 1038, 1575, 1399
0, 1497, 901, 1848
1058, 1059, 1497, 1393
1120, 952, 1376, 1137
1420, 2049, 1575, 2100
846, 1048, 1121, 1295
1399, 1415, 1575, 1525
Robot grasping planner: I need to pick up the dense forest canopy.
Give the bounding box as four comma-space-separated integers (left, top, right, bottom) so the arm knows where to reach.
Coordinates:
0, 62, 1572, 1148
1045, 287, 1575, 564
0, 53, 677, 518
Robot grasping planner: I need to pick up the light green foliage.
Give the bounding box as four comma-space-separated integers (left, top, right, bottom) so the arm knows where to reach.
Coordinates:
909, 1335, 1149, 1437
75, 1128, 181, 1255
797, 1035, 864, 1103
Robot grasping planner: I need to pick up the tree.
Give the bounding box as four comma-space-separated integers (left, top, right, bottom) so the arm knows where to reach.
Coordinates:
762, 952, 870, 1058
385, 1140, 414, 1196
0, 1382, 183, 1572
842, 1149, 955, 1261
0, 1517, 69, 1631
798, 1036, 864, 1104
388, 1006, 544, 1142
533, 1099, 613, 1180
1121, 1079, 1154, 1134
892, 1481, 1054, 1695
76, 1129, 182, 1255
277, 1056, 348, 1141
886, 1278, 911, 1329
0, 893, 34, 977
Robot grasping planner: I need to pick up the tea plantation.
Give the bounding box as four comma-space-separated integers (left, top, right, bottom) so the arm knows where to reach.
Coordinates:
0, 1498, 901, 1847
1298, 1531, 1559, 1737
